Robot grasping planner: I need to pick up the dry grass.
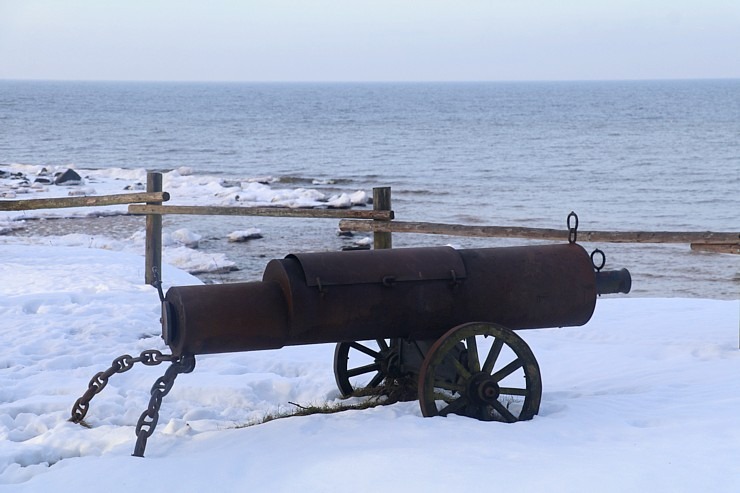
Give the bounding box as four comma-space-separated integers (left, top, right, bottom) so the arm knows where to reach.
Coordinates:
241, 376, 419, 428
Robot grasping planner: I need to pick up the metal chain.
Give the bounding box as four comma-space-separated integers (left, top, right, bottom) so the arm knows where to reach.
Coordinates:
151, 266, 166, 302
70, 349, 177, 424
567, 211, 579, 244
132, 354, 196, 457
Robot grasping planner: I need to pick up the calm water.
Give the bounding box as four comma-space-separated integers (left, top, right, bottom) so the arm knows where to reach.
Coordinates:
1, 80, 738, 298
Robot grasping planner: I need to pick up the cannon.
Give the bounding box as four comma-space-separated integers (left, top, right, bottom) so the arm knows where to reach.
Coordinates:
70, 215, 631, 457
162, 237, 630, 423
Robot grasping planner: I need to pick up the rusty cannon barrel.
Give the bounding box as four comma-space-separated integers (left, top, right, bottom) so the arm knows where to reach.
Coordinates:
163, 243, 630, 357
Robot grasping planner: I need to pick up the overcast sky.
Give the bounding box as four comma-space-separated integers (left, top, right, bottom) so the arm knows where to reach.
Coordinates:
0, 0, 738, 82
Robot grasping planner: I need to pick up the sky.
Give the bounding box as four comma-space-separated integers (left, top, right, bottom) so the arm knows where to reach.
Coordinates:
0, 0, 738, 82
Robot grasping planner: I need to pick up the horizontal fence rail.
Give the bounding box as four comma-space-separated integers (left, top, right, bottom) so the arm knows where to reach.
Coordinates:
128, 204, 394, 221
338, 219, 740, 254
0, 192, 170, 211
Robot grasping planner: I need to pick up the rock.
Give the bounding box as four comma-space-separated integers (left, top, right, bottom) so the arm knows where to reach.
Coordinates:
227, 229, 264, 242
54, 169, 83, 185
326, 193, 352, 209
342, 244, 371, 251
168, 229, 202, 248
353, 236, 372, 247
349, 190, 369, 206
68, 189, 94, 197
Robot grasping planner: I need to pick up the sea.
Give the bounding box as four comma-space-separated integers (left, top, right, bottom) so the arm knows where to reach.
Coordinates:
1, 79, 738, 299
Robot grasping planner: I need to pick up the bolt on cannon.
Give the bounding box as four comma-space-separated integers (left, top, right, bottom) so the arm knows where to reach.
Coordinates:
71, 213, 631, 456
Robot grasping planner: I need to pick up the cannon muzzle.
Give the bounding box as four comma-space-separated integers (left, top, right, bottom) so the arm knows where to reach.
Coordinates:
595, 268, 632, 295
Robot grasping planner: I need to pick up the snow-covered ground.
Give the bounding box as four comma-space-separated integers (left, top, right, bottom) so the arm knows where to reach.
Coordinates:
1, 240, 738, 492
2, 163, 739, 491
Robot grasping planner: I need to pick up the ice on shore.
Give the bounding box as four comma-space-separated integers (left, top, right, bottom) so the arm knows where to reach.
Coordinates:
0, 163, 370, 222
0, 164, 370, 275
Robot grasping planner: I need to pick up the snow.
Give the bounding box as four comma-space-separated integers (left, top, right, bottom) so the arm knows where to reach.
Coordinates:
0, 232, 235, 277
0, 240, 738, 491
0, 163, 373, 277
1, 163, 739, 490
0, 164, 369, 227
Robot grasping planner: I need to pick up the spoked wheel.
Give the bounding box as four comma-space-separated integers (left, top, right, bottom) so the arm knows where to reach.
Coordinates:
418, 322, 542, 422
334, 339, 402, 397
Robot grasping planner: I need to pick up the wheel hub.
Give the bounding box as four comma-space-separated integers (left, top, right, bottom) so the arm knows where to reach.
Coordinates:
469, 372, 500, 405
380, 348, 403, 378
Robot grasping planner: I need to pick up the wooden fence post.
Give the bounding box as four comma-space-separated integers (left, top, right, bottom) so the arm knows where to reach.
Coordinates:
373, 187, 392, 250
145, 172, 163, 285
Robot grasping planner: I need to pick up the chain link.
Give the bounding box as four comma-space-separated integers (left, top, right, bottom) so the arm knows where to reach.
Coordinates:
69, 349, 177, 424
590, 248, 606, 272
132, 354, 196, 457
567, 211, 579, 244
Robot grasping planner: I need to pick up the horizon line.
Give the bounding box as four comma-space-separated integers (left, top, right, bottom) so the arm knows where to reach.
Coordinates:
1, 76, 738, 84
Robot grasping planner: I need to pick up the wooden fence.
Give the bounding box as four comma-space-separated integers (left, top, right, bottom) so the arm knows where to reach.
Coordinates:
2, 171, 738, 286
131, 173, 394, 284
